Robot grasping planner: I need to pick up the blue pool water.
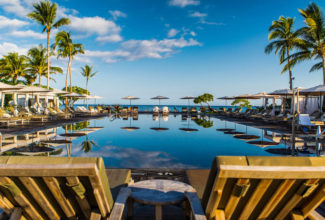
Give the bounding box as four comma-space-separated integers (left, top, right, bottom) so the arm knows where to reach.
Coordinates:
49, 114, 298, 168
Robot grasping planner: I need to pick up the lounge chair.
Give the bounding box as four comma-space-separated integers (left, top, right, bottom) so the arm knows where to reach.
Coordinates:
0, 156, 131, 219
153, 106, 160, 116
182, 107, 188, 115
201, 156, 325, 220
190, 107, 198, 115
132, 106, 138, 116
162, 106, 169, 116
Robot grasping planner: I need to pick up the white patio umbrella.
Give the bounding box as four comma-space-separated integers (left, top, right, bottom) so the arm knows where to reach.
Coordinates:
61, 93, 87, 98
121, 96, 140, 106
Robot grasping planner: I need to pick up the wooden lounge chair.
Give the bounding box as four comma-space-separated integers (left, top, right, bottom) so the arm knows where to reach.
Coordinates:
201, 156, 325, 220
0, 156, 131, 220
181, 107, 188, 115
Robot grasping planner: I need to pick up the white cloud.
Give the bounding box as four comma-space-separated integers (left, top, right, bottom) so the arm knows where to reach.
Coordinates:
96, 34, 123, 43
0, 0, 30, 17
69, 16, 121, 36
169, 0, 200, 8
9, 29, 58, 39
109, 10, 127, 20
0, 42, 29, 55
190, 11, 207, 18
9, 30, 45, 39
0, 16, 29, 28
199, 19, 225, 26
167, 28, 179, 38
190, 31, 196, 36
81, 37, 201, 63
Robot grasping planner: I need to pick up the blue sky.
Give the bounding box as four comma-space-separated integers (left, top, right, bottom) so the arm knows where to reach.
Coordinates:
0, 0, 324, 105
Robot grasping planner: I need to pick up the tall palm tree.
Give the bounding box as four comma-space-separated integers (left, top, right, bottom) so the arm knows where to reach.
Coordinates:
265, 16, 304, 90
27, 45, 63, 87
27, 0, 70, 89
80, 65, 98, 107
0, 53, 28, 85
52, 31, 84, 93
295, 3, 325, 84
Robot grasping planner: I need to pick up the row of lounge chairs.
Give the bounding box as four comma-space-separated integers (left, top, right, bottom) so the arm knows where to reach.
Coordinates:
0, 156, 324, 219
0, 105, 107, 128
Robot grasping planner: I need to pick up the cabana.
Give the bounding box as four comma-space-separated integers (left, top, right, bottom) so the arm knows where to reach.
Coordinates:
300, 84, 325, 114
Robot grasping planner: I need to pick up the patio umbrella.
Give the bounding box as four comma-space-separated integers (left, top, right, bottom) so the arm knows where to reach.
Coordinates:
233, 94, 260, 100
218, 96, 235, 106
151, 96, 169, 107
179, 117, 198, 132
150, 115, 169, 131
61, 93, 87, 98
121, 117, 140, 131
180, 96, 196, 110
121, 96, 140, 107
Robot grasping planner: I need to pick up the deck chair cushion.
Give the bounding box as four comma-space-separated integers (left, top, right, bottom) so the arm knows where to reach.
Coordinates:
0, 157, 115, 219
202, 156, 325, 220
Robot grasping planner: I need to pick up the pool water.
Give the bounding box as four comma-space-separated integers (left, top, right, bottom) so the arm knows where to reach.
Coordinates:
42, 114, 301, 168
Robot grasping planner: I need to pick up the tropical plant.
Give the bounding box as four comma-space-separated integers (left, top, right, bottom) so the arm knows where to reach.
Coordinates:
265, 16, 305, 90
231, 99, 252, 109
80, 65, 97, 107
0, 52, 29, 84
53, 31, 84, 93
27, 45, 63, 86
194, 118, 213, 128
193, 93, 214, 107
80, 136, 98, 153
27, 0, 70, 89
291, 3, 325, 84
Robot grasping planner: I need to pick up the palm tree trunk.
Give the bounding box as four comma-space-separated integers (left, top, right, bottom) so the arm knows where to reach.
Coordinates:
86, 79, 88, 108
39, 71, 41, 87
69, 61, 72, 106
65, 56, 71, 107
287, 50, 293, 90
47, 30, 50, 89
322, 55, 325, 85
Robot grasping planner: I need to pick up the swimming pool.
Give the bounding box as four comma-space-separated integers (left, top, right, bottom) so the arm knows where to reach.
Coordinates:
2, 114, 312, 168
54, 114, 315, 168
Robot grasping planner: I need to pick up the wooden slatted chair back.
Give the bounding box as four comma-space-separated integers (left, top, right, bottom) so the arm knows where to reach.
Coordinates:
0, 156, 114, 220
202, 156, 325, 220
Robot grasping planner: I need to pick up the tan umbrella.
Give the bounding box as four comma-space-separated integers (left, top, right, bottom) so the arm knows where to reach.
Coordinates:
233, 94, 260, 99
180, 96, 196, 110
61, 93, 87, 98
151, 96, 169, 107
121, 96, 140, 106
218, 96, 235, 106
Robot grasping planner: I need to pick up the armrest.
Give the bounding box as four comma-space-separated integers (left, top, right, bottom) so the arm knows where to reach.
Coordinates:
110, 188, 131, 220
185, 190, 207, 220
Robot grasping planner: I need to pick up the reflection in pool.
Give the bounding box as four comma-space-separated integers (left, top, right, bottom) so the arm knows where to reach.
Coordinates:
0, 114, 316, 168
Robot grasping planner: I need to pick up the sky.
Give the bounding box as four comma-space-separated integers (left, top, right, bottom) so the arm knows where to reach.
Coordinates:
0, 0, 324, 105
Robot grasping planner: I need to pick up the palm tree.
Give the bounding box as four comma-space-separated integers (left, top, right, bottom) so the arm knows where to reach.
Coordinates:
80, 135, 98, 153
27, 45, 63, 87
52, 31, 84, 93
0, 52, 28, 85
295, 3, 325, 84
265, 16, 304, 90
27, 0, 70, 89
80, 65, 98, 107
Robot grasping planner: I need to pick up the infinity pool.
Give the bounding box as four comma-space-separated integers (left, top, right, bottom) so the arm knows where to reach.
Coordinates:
21, 114, 301, 169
